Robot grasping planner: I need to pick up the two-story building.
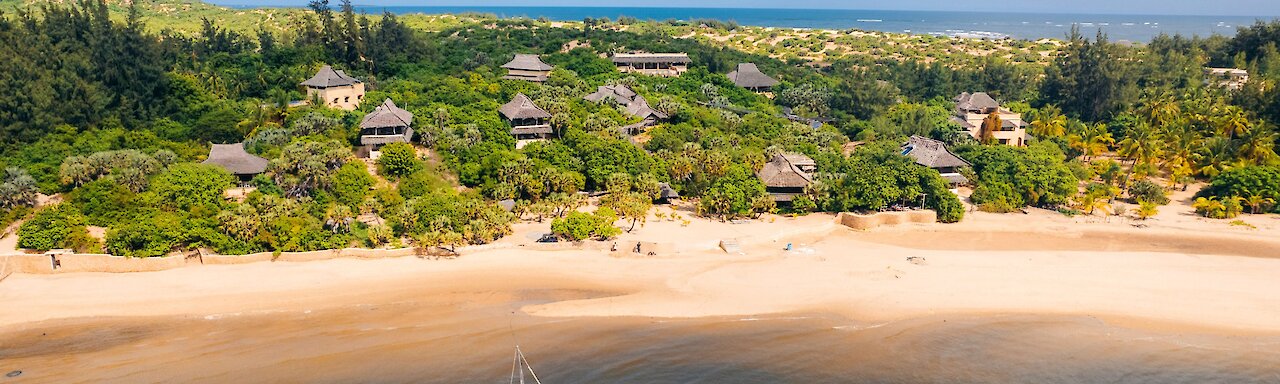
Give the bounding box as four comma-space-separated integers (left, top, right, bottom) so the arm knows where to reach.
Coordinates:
500, 93, 554, 148
358, 99, 415, 158
501, 54, 554, 82
950, 92, 1027, 147
300, 65, 365, 111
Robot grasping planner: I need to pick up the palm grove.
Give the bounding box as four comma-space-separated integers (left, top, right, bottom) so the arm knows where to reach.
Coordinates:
1, 0, 1278, 256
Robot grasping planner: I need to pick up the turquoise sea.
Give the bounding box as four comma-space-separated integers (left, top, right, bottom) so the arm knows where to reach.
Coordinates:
211, 4, 1273, 42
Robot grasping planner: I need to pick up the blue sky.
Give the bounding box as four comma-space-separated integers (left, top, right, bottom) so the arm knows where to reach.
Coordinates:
210, 1, 1280, 16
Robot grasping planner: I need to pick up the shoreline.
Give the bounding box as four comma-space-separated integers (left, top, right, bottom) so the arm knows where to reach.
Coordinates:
3, 212, 1279, 337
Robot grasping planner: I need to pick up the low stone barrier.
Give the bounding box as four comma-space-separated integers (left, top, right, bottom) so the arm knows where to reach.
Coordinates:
0, 246, 424, 275
202, 252, 274, 265
836, 210, 937, 230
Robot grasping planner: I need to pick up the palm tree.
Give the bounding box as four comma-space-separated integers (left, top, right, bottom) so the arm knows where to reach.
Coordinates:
1215, 106, 1251, 140
1237, 126, 1278, 165
1029, 105, 1067, 138
1160, 123, 1201, 180
1136, 201, 1159, 220
1117, 123, 1164, 176
1196, 137, 1238, 177
1068, 123, 1114, 161
1243, 194, 1275, 214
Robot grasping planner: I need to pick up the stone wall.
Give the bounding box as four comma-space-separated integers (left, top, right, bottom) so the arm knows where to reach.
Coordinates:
836, 210, 937, 230
0, 246, 423, 275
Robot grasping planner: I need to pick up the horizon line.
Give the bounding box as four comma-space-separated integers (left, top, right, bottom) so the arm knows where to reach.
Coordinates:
209, 2, 1280, 19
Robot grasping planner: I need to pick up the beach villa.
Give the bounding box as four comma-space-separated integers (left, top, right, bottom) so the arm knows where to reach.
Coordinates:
1204, 67, 1249, 91
727, 63, 780, 93
300, 65, 365, 111
583, 84, 668, 134
950, 92, 1027, 146
612, 53, 691, 77
757, 153, 816, 203
902, 135, 970, 190
202, 143, 269, 184
358, 98, 415, 158
501, 54, 554, 82
501, 93, 554, 148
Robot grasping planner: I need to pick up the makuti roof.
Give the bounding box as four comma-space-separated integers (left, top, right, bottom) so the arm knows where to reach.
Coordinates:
757, 153, 814, 188
954, 92, 1000, 113
584, 84, 639, 104
499, 93, 552, 120
902, 135, 971, 169
727, 63, 780, 88
360, 99, 414, 129
300, 65, 361, 88
502, 54, 554, 71
203, 143, 269, 175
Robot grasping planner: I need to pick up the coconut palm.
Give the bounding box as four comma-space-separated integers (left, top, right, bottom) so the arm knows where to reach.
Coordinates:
1136, 201, 1159, 220
1243, 194, 1275, 214
1068, 123, 1114, 161
1237, 126, 1278, 165
1117, 123, 1164, 176
1029, 105, 1067, 138
1215, 106, 1251, 140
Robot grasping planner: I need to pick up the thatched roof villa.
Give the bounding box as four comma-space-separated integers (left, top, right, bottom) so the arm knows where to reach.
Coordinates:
358, 99, 415, 156
203, 143, 269, 181
501, 54, 554, 82
902, 135, 970, 187
757, 153, 815, 203
300, 65, 365, 111
500, 93, 554, 148
727, 63, 779, 93
584, 84, 668, 134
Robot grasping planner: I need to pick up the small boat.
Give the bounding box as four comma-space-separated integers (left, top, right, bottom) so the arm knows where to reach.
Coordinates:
510, 345, 543, 384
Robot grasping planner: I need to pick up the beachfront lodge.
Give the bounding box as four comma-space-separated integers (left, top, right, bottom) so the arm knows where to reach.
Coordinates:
1205, 67, 1249, 91
727, 63, 780, 93
300, 65, 365, 111
501, 54, 554, 82
950, 92, 1027, 147
584, 84, 669, 134
500, 93, 554, 148
612, 53, 691, 77
757, 153, 815, 203
902, 135, 971, 190
358, 99, 415, 158
202, 143, 269, 184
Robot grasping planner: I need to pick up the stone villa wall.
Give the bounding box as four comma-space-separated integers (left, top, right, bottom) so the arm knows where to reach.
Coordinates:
0, 246, 422, 276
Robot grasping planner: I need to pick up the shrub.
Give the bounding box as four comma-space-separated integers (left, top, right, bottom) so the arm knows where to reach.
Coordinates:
377, 142, 421, 178
331, 162, 375, 207
551, 208, 621, 241
1128, 179, 1169, 205
1197, 166, 1280, 214
17, 205, 95, 252
151, 163, 235, 210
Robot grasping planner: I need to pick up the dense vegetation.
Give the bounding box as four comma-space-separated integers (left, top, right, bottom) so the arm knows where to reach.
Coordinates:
2, 1, 1278, 256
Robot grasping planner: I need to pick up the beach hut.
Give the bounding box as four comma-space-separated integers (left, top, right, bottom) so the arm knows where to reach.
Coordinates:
500, 93, 554, 148
657, 182, 680, 203
757, 153, 814, 203
501, 54, 554, 82
300, 65, 365, 111
611, 53, 691, 77
358, 98, 415, 157
727, 63, 780, 93
902, 135, 971, 188
203, 143, 269, 183
950, 92, 1027, 147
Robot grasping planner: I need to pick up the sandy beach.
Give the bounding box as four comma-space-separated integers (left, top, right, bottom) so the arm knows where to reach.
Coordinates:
3, 202, 1279, 334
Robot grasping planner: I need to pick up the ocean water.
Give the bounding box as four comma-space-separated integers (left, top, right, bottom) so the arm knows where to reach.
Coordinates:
213, 4, 1273, 42
4, 290, 1279, 383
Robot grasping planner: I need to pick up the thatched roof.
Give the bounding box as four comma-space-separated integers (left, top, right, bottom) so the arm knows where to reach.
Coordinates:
203, 143, 269, 176
658, 183, 680, 200
360, 99, 414, 129
903, 136, 970, 169
623, 95, 668, 120
727, 63, 779, 88
955, 92, 999, 113
300, 65, 360, 88
612, 53, 691, 64
584, 84, 638, 104
757, 153, 813, 188
499, 93, 552, 120
502, 54, 553, 71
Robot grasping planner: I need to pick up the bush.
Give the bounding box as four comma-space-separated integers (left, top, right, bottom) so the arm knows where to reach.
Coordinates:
17, 205, 96, 252
377, 142, 421, 178
1197, 166, 1280, 214
551, 208, 621, 241
331, 162, 375, 207
151, 163, 235, 210
1128, 179, 1169, 205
